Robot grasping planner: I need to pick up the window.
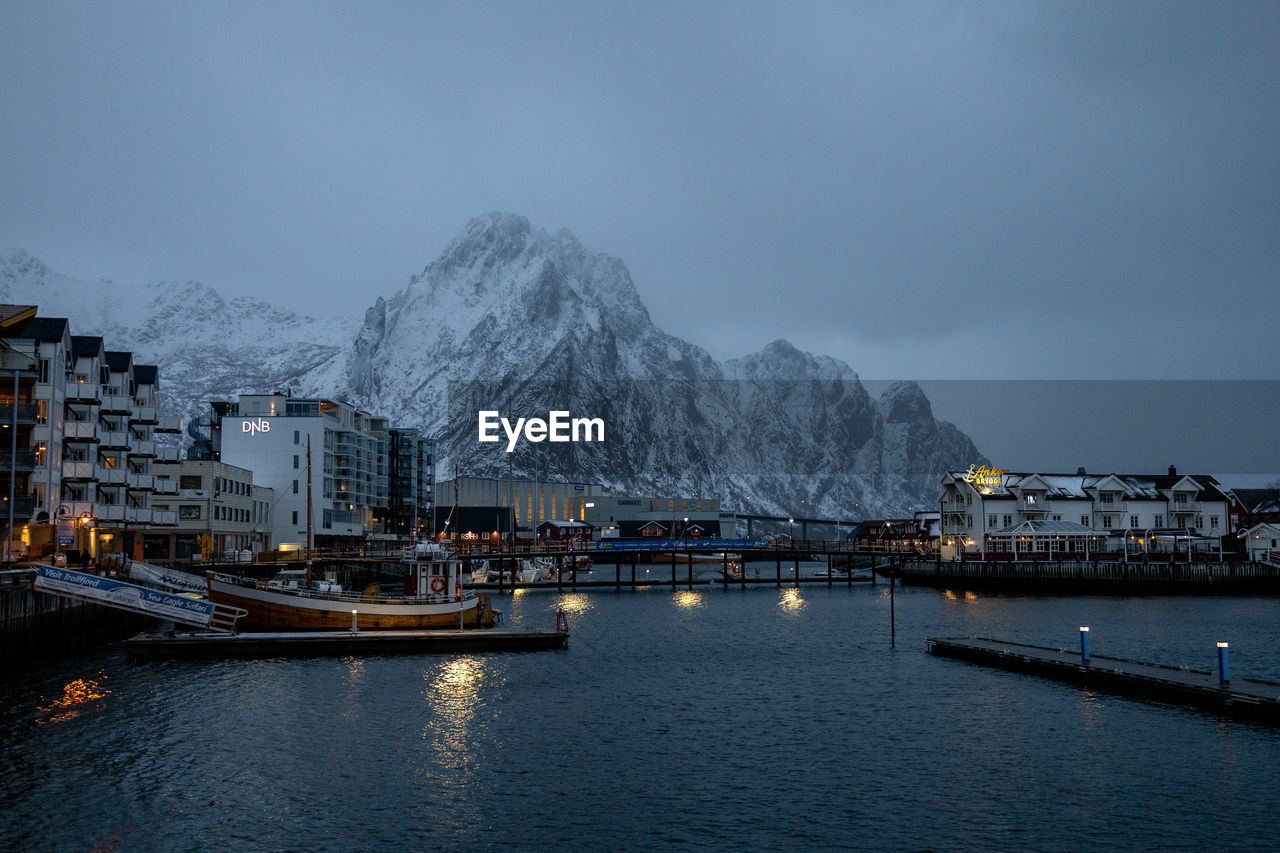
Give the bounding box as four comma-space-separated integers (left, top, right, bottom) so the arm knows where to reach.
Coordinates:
1002, 515, 1012, 528
33, 442, 46, 467
294, 430, 300, 445
292, 479, 299, 494
38, 358, 51, 382
36, 400, 48, 425
1100, 493, 1114, 504
292, 510, 298, 525
1130, 515, 1139, 528
179, 505, 201, 520
180, 475, 202, 490
1053, 514, 1061, 522
1081, 515, 1090, 526
293, 455, 299, 469
1102, 516, 1113, 529
988, 514, 997, 528
1210, 516, 1219, 530
1174, 493, 1188, 504
1196, 516, 1204, 528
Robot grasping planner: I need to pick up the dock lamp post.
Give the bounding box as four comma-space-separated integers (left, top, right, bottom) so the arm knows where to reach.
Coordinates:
789, 517, 795, 542
1217, 642, 1230, 685
1080, 627, 1090, 664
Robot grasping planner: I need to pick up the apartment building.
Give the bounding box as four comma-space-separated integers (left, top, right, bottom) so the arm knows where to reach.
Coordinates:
1, 305, 180, 563
210, 394, 390, 548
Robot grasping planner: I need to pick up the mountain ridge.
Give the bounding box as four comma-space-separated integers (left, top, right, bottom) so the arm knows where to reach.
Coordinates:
2, 214, 986, 516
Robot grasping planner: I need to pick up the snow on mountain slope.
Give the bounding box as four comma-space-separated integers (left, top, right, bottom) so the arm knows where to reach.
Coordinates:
0, 248, 356, 434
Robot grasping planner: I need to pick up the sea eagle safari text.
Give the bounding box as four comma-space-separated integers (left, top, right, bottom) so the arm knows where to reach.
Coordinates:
478, 411, 605, 453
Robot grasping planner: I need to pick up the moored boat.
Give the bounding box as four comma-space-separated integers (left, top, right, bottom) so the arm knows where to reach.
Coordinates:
205, 542, 499, 632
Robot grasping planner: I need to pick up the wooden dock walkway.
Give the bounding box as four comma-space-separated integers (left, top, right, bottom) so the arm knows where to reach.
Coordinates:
927, 636, 1280, 722
124, 628, 568, 659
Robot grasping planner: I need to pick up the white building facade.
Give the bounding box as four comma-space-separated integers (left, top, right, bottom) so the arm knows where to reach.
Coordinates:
213, 394, 389, 548
939, 466, 1231, 561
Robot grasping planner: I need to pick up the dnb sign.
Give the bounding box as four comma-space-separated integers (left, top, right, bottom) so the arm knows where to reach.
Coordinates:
242, 418, 271, 436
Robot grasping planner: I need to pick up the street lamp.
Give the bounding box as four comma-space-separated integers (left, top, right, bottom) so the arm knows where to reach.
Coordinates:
78, 511, 93, 569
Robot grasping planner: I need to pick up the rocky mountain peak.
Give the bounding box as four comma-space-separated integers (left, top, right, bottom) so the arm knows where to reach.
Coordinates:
879, 380, 933, 423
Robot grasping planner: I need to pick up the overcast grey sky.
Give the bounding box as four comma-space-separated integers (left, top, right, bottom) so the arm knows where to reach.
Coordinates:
2, 1, 1277, 382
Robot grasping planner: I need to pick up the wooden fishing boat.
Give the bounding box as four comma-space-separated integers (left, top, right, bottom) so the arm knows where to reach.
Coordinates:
205, 542, 499, 632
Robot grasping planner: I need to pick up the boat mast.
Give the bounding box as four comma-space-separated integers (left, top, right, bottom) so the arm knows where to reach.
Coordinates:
305, 434, 314, 588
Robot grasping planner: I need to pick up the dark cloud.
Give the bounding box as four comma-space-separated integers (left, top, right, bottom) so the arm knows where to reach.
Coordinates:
1, 1, 1276, 379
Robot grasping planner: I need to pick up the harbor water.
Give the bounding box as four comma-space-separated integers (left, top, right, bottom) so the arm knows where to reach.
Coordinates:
3, 572, 1280, 851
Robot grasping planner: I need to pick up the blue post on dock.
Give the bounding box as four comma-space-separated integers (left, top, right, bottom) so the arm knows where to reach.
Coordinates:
1218, 642, 1230, 685
1079, 627, 1090, 663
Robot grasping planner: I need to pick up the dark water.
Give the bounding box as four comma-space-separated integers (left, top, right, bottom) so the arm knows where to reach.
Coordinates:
3, 574, 1280, 851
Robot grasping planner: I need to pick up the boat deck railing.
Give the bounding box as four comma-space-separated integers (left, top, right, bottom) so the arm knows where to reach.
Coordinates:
208, 572, 477, 606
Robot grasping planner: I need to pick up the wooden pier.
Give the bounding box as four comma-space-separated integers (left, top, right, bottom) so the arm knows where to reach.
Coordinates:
124, 627, 569, 659
927, 636, 1280, 722
901, 558, 1280, 593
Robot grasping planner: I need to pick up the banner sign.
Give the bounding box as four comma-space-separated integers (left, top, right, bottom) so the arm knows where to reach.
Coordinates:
34, 564, 213, 627
596, 539, 769, 552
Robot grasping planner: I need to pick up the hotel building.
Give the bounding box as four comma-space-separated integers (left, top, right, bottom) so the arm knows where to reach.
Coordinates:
938, 466, 1231, 561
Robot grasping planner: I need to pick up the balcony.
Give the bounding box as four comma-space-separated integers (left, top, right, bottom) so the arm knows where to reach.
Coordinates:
125, 507, 153, 524
99, 430, 130, 449
0, 402, 38, 424
155, 444, 180, 462
0, 496, 35, 519
66, 384, 102, 404
95, 504, 126, 522
64, 421, 99, 442
127, 473, 155, 491
153, 477, 177, 495
1018, 497, 1050, 515
155, 416, 181, 433
152, 510, 177, 526
130, 439, 156, 458
100, 393, 131, 413
131, 405, 158, 424
60, 501, 96, 521
62, 460, 96, 481
97, 466, 128, 485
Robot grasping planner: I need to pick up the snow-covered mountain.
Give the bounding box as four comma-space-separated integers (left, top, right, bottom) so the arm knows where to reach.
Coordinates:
3, 214, 985, 516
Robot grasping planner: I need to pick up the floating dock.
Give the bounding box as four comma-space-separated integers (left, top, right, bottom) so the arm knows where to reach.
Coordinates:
125, 628, 569, 659
927, 636, 1280, 722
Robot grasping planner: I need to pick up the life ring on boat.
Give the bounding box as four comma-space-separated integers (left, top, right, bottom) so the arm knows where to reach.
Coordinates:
556, 608, 569, 634
430, 577, 446, 594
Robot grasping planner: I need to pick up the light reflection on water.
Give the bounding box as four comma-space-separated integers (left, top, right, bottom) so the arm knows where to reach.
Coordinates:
672, 590, 704, 609
777, 587, 806, 614
36, 673, 110, 725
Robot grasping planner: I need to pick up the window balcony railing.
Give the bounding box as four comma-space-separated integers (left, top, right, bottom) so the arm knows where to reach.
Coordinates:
100, 393, 132, 413
97, 466, 128, 485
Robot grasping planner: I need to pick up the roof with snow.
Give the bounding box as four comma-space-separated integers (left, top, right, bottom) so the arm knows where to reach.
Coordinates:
946, 471, 1225, 502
